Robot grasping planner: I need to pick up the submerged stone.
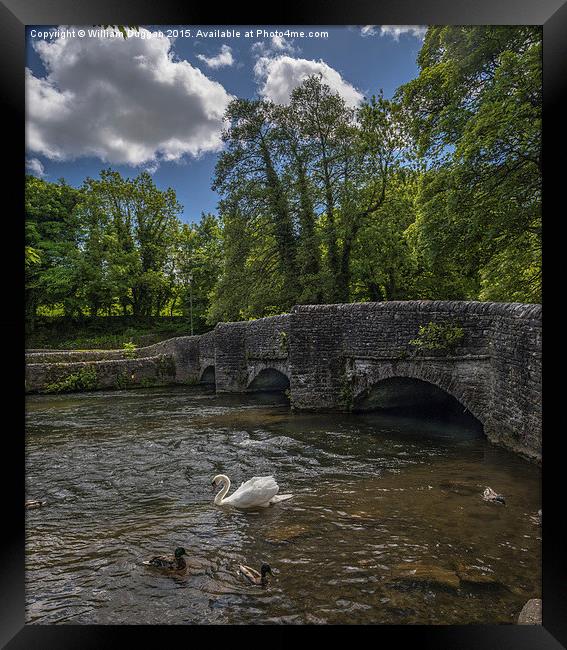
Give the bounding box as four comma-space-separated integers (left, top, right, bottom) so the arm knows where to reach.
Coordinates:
455, 562, 500, 586
438, 480, 479, 496
391, 563, 461, 590
264, 524, 310, 545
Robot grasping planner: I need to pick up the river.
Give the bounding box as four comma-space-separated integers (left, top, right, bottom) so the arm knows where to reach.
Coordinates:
25, 386, 541, 624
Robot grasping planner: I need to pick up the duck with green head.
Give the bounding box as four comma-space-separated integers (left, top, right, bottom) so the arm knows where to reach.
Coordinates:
143, 547, 189, 573
239, 562, 273, 586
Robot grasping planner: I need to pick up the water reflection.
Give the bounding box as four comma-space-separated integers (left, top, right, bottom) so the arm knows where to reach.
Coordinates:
25, 386, 541, 624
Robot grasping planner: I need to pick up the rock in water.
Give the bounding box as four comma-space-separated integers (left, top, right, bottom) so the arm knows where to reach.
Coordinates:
264, 524, 310, 545
391, 563, 461, 590
518, 598, 542, 624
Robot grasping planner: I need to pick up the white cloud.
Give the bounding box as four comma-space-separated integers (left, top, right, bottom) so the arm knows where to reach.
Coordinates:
26, 157, 45, 177
196, 45, 234, 69
361, 26, 378, 37
271, 34, 294, 52
26, 28, 234, 168
251, 35, 297, 58
361, 25, 427, 40
254, 56, 363, 107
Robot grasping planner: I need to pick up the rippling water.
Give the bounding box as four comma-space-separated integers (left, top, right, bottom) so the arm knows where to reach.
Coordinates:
25, 386, 541, 625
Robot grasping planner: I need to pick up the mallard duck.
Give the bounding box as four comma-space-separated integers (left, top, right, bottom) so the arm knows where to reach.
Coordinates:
143, 547, 189, 573
212, 474, 293, 509
482, 487, 506, 505
25, 499, 46, 509
238, 563, 273, 586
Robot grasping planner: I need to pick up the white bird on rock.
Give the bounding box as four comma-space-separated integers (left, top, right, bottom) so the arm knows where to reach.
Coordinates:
211, 474, 293, 509
482, 486, 506, 505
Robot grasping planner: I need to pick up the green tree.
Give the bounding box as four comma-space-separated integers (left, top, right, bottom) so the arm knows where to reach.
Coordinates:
272, 102, 323, 304
350, 172, 418, 302
211, 76, 407, 315
288, 78, 406, 302
398, 26, 541, 302
175, 213, 222, 329
76, 169, 182, 316
213, 99, 299, 311
208, 197, 286, 322
25, 176, 83, 326
287, 76, 352, 301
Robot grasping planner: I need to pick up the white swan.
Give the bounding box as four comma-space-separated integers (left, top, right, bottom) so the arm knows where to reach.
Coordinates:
211, 474, 293, 509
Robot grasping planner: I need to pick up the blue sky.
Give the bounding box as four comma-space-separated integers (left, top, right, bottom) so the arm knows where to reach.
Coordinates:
26, 25, 425, 223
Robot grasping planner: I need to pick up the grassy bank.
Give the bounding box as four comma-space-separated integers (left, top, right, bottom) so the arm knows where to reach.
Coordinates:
26, 316, 209, 350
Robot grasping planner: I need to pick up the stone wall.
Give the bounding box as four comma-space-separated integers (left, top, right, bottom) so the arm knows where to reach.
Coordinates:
485, 304, 542, 459
213, 322, 249, 392
25, 355, 176, 393
26, 349, 131, 363
24, 335, 195, 392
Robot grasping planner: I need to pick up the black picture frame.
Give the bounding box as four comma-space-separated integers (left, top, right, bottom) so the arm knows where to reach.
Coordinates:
5, 0, 563, 647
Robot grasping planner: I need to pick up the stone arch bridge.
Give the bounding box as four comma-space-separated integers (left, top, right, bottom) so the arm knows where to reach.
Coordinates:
26, 301, 541, 461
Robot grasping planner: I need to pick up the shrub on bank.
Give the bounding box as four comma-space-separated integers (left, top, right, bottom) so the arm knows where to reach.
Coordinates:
44, 367, 99, 393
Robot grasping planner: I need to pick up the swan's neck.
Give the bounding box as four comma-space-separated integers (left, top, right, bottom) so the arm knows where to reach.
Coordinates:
214, 475, 231, 505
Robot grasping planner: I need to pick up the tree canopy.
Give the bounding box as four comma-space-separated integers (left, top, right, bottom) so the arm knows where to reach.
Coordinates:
25, 26, 541, 333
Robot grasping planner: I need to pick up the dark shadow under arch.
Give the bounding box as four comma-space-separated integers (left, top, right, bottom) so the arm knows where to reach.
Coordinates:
354, 376, 483, 431
248, 368, 290, 392
199, 365, 216, 385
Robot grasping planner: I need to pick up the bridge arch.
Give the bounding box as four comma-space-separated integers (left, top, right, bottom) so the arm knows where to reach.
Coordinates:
199, 365, 216, 385
351, 364, 486, 429
247, 366, 290, 392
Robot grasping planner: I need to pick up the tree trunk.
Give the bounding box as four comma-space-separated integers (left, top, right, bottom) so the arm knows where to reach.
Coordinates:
367, 281, 383, 302
323, 177, 340, 301
260, 142, 298, 305
295, 158, 323, 303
